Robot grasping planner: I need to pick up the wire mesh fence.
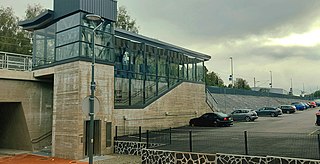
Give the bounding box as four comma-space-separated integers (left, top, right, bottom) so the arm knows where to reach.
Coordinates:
115, 126, 320, 160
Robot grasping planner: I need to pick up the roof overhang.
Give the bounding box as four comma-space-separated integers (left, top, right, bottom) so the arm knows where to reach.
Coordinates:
115, 28, 211, 61
19, 10, 55, 31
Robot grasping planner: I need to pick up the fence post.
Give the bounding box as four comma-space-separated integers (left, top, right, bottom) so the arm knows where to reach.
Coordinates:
189, 130, 193, 152
139, 126, 142, 142
318, 134, 320, 159
244, 131, 248, 155
169, 127, 172, 145
146, 130, 149, 149
114, 126, 118, 153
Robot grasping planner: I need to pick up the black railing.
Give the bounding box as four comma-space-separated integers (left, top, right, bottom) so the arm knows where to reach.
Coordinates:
207, 86, 305, 100
115, 126, 320, 160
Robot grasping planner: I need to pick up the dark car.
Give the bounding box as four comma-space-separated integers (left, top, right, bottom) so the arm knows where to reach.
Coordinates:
279, 105, 296, 114
189, 112, 233, 127
255, 107, 282, 117
231, 109, 258, 122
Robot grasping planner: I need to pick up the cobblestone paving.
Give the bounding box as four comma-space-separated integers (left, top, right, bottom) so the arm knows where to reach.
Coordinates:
96, 154, 141, 164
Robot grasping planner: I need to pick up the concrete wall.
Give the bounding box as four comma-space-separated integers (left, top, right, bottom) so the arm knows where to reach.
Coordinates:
51, 61, 114, 160
211, 93, 307, 114
113, 82, 211, 129
0, 70, 53, 151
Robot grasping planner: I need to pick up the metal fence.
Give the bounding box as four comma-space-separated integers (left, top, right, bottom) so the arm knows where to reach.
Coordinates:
115, 126, 320, 160
0, 51, 32, 71
207, 86, 305, 100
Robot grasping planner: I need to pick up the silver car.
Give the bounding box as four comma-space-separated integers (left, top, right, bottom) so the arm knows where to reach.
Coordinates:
231, 109, 258, 122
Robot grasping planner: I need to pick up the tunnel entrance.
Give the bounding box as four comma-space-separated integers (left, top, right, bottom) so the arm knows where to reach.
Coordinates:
0, 102, 32, 151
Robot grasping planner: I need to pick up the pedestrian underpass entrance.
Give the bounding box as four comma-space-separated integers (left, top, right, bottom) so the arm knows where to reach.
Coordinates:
0, 102, 32, 151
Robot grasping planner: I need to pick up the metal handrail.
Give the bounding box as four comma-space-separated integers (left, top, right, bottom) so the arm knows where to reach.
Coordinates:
0, 51, 32, 71
206, 87, 219, 112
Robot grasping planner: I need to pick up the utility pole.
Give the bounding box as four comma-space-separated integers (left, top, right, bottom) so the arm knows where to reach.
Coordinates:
269, 71, 272, 88
229, 57, 234, 87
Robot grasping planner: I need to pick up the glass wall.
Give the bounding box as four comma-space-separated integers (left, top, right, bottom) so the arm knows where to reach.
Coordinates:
114, 36, 206, 108
33, 24, 55, 67
32, 12, 114, 68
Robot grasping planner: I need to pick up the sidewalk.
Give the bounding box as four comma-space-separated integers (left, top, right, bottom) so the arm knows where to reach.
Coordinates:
0, 153, 141, 164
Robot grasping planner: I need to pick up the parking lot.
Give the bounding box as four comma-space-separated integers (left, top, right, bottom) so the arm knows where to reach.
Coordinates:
156, 107, 320, 159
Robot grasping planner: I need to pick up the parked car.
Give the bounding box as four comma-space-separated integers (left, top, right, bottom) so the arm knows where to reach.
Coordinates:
189, 112, 233, 127
278, 105, 296, 114
291, 102, 306, 111
231, 109, 258, 122
314, 99, 320, 106
254, 107, 282, 117
308, 101, 317, 108
301, 102, 310, 109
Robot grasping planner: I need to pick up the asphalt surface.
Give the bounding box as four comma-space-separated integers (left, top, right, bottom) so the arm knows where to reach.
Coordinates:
156, 107, 320, 160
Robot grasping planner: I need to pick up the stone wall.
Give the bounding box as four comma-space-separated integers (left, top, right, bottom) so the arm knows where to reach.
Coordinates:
0, 70, 53, 151
141, 149, 320, 164
113, 82, 211, 129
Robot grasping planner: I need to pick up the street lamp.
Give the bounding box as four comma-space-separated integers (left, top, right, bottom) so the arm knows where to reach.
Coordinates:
85, 13, 104, 164
269, 71, 273, 88
229, 57, 234, 87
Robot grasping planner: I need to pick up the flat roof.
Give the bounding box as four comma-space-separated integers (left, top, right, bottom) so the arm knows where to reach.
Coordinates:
115, 28, 211, 61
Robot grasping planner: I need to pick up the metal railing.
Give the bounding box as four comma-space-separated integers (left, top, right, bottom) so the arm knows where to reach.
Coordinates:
206, 87, 219, 112
115, 126, 320, 160
0, 51, 32, 71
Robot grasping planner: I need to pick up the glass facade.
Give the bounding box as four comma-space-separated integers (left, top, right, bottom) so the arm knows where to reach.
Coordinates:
32, 12, 114, 67
114, 36, 205, 108
30, 11, 207, 108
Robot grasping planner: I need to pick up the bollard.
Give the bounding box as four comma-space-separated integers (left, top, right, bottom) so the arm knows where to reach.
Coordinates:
244, 131, 248, 155
169, 127, 172, 145
189, 130, 193, 152
139, 126, 142, 142
146, 130, 149, 149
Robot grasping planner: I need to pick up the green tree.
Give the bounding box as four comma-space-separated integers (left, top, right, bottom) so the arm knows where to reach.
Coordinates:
0, 6, 31, 54
313, 90, 320, 98
0, 4, 44, 55
234, 78, 251, 90
116, 6, 139, 33
25, 3, 45, 20
205, 71, 224, 87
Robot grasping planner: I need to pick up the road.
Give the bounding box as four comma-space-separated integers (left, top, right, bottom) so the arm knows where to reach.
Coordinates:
156, 107, 320, 160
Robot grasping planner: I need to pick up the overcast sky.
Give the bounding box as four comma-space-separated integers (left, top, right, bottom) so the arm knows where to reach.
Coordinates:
2, 0, 320, 95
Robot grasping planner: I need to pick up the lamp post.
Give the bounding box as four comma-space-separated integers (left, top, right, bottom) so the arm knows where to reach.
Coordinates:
229, 57, 234, 87
269, 71, 273, 88
85, 14, 104, 164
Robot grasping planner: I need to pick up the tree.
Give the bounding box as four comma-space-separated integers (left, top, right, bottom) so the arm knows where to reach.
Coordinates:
313, 90, 320, 98
234, 78, 251, 90
0, 6, 31, 54
116, 6, 139, 33
25, 3, 45, 20
205, 71, 224, 87
0, 4, 44, 55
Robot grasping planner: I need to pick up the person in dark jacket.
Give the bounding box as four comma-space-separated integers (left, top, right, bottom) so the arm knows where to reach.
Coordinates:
315, 110, 320, 126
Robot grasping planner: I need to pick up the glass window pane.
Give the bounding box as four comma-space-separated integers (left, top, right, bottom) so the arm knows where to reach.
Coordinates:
56, 27, 79, 47
131, 74, 144, 106
145, 75, 156, 101
57, 13, 80, 32
132, 50, 144, 73
158, 76, 168, 95
115, 77, 129, 106
34, 34, 45, 66
146, 45, 156, 75
158, 50, 167, 77
56, 42, 79, 61
197, 61, 204, 82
